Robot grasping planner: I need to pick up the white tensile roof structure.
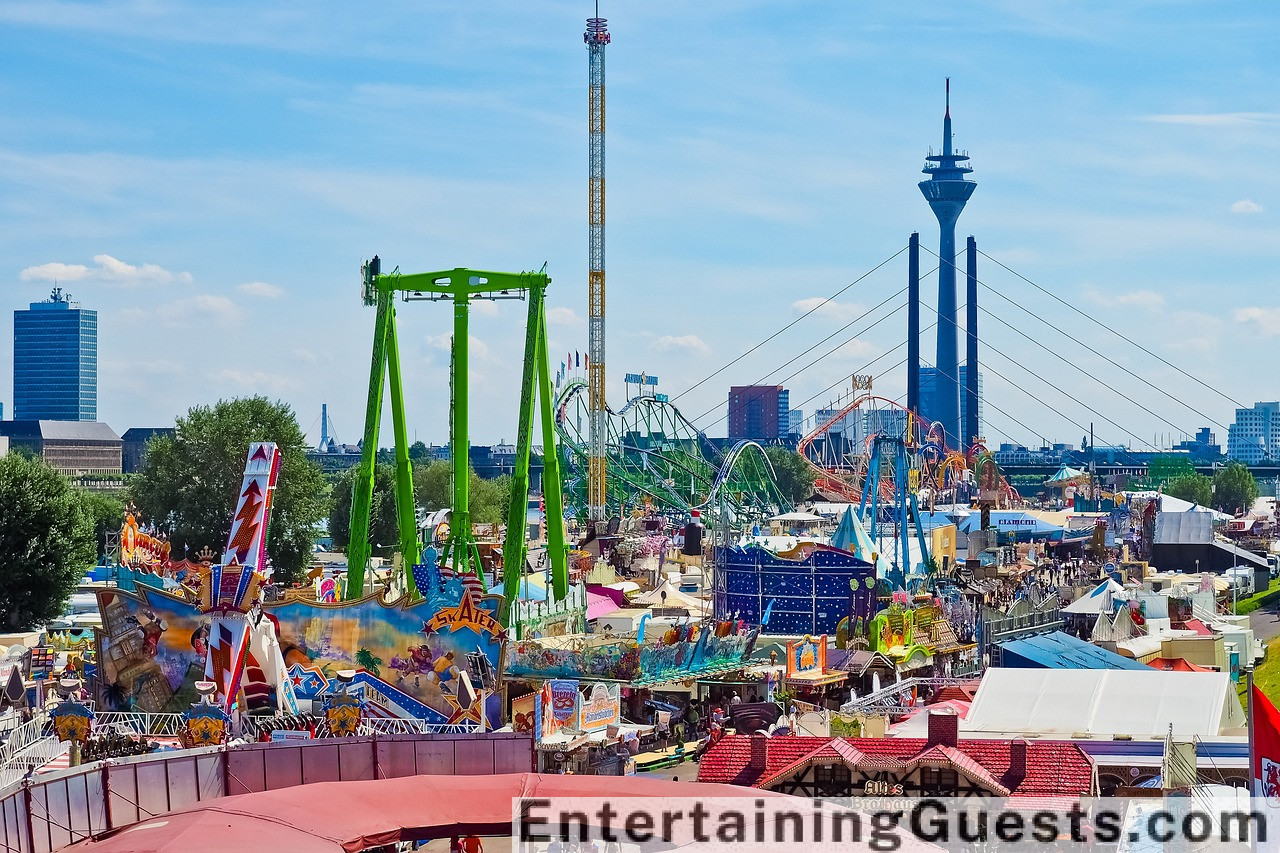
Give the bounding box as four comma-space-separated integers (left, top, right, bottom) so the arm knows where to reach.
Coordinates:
963, 668, 1246, 739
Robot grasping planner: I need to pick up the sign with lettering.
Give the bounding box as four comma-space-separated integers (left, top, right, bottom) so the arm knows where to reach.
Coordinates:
624, 373, 659, 386
579, 682, 620, 732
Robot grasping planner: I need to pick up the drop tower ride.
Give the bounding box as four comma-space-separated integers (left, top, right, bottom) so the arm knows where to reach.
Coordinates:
918, 79, 975, 449
585, 10, 610, 529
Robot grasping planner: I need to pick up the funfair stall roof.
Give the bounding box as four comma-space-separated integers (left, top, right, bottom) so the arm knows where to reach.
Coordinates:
964, 668, 1246, 738
70, 773, 928, 853
957, 511, 1064, 536
997, 630, 1149, 670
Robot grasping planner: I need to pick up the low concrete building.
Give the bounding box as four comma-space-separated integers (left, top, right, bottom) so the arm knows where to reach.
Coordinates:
0, 420, 122, 476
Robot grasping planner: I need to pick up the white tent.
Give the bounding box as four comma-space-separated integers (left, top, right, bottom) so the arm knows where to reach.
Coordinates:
1062, 578, 1125, 615
629, 576, 710, 613
964, 668, 1246, 739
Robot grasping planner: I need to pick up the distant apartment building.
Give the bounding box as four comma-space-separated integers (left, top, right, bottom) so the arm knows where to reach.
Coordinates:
121, 427, 176, 473
727, 385, 789, 441
13, 288, 98, 421
787, 409, 805, 437
0, 420, 122, 476
1227, 402, 1280, 463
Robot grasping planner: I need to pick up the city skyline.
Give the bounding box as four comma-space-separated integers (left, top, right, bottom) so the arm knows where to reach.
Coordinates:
0, 3, 1277, 447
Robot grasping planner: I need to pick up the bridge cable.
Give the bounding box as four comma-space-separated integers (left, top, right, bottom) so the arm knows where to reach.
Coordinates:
977, 247, 1247, 411
669, 243, 910, 403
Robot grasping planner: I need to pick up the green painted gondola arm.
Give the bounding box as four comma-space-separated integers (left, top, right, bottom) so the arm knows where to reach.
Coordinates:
537, 304, 569, 602
384, 306, 420, 592
501, 281, 545, 626
347, 285, 391, 599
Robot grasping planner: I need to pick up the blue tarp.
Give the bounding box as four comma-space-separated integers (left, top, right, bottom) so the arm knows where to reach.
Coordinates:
997, 630, 1149, 671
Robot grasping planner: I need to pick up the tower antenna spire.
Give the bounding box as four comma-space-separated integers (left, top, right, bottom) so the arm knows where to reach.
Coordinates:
945, 77, 950, 117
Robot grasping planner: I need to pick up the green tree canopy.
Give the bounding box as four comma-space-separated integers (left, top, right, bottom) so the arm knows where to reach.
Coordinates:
1163, 472, 1214, 508
412, 459, 512, 525
329, 462, 401, 553
0, 455, 95, 630
77, 489, 126, 560
1213, 461, 1259, 515
763, 446, 817, 505
130, 396, 327, 585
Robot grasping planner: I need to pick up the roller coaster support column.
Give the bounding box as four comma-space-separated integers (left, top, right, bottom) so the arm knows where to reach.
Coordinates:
502, 276, 569, 625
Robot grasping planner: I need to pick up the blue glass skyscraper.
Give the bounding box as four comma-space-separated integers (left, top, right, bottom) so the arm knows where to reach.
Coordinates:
13, 288, 98, 421
919, 79, 975, 448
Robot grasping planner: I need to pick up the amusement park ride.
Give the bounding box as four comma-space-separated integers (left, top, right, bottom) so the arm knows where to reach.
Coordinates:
345, 259, 569, 623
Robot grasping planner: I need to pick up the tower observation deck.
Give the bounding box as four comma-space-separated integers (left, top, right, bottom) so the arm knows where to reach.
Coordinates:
918, 78, 975, 449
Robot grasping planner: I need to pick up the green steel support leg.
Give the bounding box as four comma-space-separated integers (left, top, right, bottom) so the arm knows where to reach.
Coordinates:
384, 306, 420, 595
347, 292, 392, 599
536, 306, 569, 602
501, 284, 544, 626
450, 292, 471, 577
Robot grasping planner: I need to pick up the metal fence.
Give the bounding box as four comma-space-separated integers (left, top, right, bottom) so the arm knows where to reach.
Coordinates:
0, 731, 534, 853
838, 676, 975, 716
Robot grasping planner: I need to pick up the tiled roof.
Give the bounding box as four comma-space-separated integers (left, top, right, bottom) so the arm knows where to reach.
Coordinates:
697, 735, 1094, 797
932, 683, 979, 703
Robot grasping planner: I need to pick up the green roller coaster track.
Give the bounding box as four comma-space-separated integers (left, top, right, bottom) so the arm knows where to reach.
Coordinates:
553, 378, 790, 523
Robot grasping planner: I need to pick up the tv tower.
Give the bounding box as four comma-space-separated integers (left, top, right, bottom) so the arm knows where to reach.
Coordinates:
585, 7, 610, 529
918, 79, 975, 449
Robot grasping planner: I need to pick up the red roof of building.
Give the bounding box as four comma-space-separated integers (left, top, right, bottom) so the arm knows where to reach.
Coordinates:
932, 683, 980, 703
1175, 619, 1214, 636
1147, 657, 1213, 672
697, 735, 1095, 797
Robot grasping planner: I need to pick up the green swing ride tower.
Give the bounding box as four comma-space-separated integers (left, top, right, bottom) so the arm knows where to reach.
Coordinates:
345, 259, 569, 626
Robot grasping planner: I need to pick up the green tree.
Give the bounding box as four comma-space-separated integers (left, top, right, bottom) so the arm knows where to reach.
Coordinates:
329, 462, 401, 553
0, 455, 95, 629
130, 396, 327, 585
408, 441, 429, 461
1213, 461, 1259, 515
1164, 472, 1214, 508
412, 459, 512, 524
77, 489, 126, 560
763, 446, 817, 505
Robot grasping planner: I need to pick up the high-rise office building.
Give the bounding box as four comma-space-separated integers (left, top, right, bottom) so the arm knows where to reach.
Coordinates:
788, 408, 805, 436
727, 385, 788, 441
14, 288, 98, 421
1227, 402, 1280, 463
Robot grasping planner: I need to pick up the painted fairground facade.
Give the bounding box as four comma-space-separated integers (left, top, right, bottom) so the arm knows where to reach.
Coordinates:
94, 579, 504, 728
506, 618, 758, 686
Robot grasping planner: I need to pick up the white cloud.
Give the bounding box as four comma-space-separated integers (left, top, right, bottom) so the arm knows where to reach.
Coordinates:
1141, 112, 1280, 127
1084, 287, 1165, 310
210, 369, 296, 392
547, 306, 585, 327
790, 296, 866, 322
1230, 199, 1263, 214
20, 253, 193, 285
119, 294, 241, 328
237, 281, 283, 298
425, 332, 490, 359
1234, 306, 1280, 336
653, 334, 710, 355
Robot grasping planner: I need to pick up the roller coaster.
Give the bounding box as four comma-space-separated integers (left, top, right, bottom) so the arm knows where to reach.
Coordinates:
554, 378, 789, 522
797, 386, 1018, 510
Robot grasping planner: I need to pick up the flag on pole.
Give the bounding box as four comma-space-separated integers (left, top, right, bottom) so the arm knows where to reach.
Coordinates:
575, 351, 580, 368
1252, 683, 1280, 802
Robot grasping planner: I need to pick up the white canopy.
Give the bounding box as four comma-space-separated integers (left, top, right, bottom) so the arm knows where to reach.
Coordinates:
629, 576, 711, 613
771, 511, 824, 523
964, 668, 1246, 739
1062, 578, 1125, 615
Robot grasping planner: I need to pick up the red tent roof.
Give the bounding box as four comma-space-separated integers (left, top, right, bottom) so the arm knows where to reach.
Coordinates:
697, 735, 1094, 797
65, 772, 947, 853
1147, 657, 1214, 672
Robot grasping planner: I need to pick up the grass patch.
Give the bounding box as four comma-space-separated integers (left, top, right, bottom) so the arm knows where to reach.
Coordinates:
1243, 639, 1280, 706
1233, 578, 1280, 616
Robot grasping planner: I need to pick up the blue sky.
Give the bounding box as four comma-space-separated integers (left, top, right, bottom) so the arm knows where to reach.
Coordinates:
0, 1, 1277, 450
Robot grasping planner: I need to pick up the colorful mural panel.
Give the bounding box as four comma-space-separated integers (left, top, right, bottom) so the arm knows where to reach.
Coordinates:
95, 581, 506, 728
